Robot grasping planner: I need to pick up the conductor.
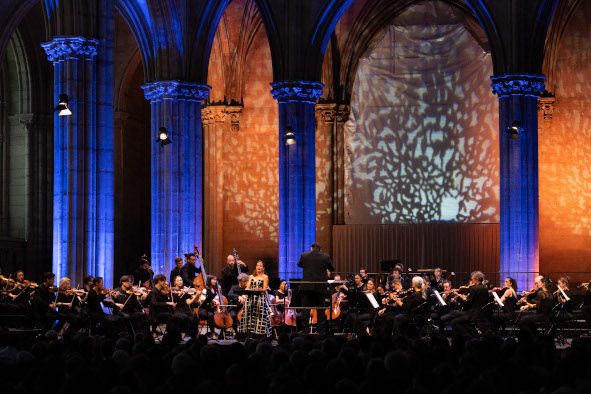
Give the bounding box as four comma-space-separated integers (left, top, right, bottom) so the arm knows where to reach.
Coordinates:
297, 242, 335, 332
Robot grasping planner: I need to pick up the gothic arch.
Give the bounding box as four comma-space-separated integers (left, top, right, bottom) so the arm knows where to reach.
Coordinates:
542, 0, 582, 93
338, 0, 492, 102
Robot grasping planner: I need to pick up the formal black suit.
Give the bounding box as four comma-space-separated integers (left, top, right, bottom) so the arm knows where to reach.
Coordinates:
452, 283, 491, 336
297, 249, 335, 331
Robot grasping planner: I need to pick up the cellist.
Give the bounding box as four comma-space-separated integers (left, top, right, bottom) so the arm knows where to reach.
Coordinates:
228, 273, 249, 333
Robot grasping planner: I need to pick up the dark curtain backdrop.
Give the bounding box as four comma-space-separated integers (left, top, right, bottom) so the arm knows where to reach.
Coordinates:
332, 223, 500, 285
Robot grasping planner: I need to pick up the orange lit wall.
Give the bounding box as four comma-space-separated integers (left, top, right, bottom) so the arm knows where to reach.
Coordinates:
539, 1, 591, 282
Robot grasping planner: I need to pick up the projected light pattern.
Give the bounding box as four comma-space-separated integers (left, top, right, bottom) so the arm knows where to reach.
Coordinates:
344, 3, 499, 224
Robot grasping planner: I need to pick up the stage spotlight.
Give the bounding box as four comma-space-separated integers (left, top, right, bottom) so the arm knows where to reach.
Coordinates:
507, 121, 521, 140
285, 126, 296, 146
54, 94, 72, 116
157, 127, 172, 146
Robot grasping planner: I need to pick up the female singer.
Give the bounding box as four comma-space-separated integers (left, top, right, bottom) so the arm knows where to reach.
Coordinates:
238, 260, 272, 338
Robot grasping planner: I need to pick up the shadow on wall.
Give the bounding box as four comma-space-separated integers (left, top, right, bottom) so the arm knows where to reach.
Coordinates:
344, 1, 499, 225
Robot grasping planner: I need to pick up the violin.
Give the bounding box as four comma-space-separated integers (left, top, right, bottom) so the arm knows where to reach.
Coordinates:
517, 287, 538, 305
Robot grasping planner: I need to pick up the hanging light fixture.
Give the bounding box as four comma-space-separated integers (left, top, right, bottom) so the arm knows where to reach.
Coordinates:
157, 127, 172, 146
54, 93, 72, 116
507, 120, 521, 140
285, 126, 296, 146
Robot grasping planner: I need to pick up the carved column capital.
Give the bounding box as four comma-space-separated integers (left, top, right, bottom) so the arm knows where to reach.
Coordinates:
41, 37, 99, 62
142, 81, 211, 103
315, 103, 350, 123
538, 96, 556, 121
201, 105, 242, 131
491, 73, 545, 97
271, 80, 323, 103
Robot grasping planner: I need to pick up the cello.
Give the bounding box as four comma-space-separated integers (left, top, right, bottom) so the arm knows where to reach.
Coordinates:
284, 288, 297, 327
213, 283, 233, 330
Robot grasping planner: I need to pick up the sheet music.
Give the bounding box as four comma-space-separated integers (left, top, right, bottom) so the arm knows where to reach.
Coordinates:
492, 291, 504, 307
365, 292, 380, 309
433, 290, 446, 306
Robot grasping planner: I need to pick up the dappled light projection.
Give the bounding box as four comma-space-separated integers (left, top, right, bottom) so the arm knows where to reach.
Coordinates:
344, 2, 499, 224
539, 0, 591, 275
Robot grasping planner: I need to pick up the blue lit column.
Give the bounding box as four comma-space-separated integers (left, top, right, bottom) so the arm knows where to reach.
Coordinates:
491, 74, 545, 290
271, 81, 323, 278
142, 82, 210, 276
42, 37, 115, 287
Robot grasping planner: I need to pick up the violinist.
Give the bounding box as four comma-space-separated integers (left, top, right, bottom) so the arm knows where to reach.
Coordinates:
353, 274, 365, 292
6, 270, 33, 311
33, 272, 58, 330
432, 280, 459, 324
112, 275, 147, 333
451, 271, 491, 337
359, 268, 370, 285
553, 277, 574, 320
170, 275, 198, 337
55, 277, 83, 332
228, 273, 249, 333
491, 277, 518, 332
518, 276, 553, 336
379, 276, 426, 337
148, 274, 178, 332
199, 275, 221, 339
86, 277, 121, 335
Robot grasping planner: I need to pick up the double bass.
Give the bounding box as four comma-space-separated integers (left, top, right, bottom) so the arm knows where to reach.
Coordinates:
284, 288, 297, 327
193, 245, 207, 293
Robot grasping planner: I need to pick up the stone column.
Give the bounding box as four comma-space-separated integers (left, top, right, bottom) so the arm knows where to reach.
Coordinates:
271, 81, 323, 278
142, 81, 210, 276
491, 74, 545, 290
202, 105, 242, 273
42, 37, 114, 286
315, 103, 350, 256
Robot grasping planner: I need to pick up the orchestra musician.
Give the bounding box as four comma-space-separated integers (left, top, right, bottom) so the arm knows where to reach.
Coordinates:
112, 275, 148, 333
359, 268, 370, 285
169, 257, 183, 284
353, 274, 365, 292
134, 255, 154, 287
379, 276, 426, 337
518, 276, 553, 336
238, 260, 272, 338
491, 277, 518, 332
221, 253, 249, 294
86, 277, 121, 335
170, 275, 198, 338
33, 272, 58, 330
430, 268, 444, 292
552, 277, 574, 321
148, 274, 178, 333
180, 253, 201, 287
55, 277, 84, 332
228, 273, 249, 333
297, 243, 335, 334
387, 268, 409, 290
451, 271, 491, 337
199, 275, 221, 339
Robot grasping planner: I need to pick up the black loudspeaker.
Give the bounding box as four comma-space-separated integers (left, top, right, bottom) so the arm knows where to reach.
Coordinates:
380, 259, 400, 272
